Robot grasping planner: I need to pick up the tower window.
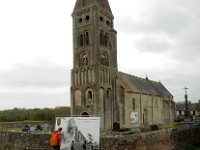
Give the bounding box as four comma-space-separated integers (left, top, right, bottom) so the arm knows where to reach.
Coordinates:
78, 18, 82, 23
80, 34, 83, 47
106, 20, 110, 26
105, 33, 109, 47
85, 31, 89, 46
88, 91, 92, 99
100, 30, 104, 46
85, 15, 90, 21
100, 31, 109, 47
100, 16, 103, 22
101, 52, 109, 66
79, 53, 88, 66
106, 89, 111, 99
78, 32, 89, 47
85, 88, 93, 104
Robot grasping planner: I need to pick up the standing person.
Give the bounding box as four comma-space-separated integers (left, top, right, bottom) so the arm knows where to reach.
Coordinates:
70, 141, 74, 150
50, 127, 63, 150
82, 140, 86, 150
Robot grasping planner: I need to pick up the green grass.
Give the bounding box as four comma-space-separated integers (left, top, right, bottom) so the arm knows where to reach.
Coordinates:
130, 128, 141, 134
7, 128, 22, 132
158, 122, 184, 129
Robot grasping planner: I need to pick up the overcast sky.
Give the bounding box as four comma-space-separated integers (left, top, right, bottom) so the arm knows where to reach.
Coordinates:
0, 0, 200, 110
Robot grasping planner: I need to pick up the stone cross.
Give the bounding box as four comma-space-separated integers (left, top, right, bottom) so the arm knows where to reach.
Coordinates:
183, 86, 190, 118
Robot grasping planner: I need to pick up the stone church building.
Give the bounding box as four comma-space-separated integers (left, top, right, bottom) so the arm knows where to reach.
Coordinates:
70, 0, 175, 130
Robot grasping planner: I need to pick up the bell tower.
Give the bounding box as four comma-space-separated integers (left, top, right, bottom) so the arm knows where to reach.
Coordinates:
71, 0, 118, 130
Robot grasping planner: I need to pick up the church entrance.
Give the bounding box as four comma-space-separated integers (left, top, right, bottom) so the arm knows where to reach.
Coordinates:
143, 108, 148, 125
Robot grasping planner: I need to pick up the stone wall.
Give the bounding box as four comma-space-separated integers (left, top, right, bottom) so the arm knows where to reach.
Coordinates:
0, 126, 200, 150
101, 126, 200, 150
0, 131, 52, 150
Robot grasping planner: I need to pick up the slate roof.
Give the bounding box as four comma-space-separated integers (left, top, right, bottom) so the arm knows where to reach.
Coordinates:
118, 72, 173, 99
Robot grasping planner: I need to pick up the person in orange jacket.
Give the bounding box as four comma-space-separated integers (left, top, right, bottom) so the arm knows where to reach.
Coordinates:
50, 127, 62, 150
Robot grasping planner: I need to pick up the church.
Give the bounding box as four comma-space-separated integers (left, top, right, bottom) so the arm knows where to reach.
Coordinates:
70, 0, 175, 130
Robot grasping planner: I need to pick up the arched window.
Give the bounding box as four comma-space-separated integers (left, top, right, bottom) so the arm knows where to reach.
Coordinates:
105, 33, 109, 47
100, 30, 104, 46
80, 34, 83, 47
79, 53, 88, 66
85, 31, 89, 46
85, 88, 93, 103
77, 35, 79, 47
88, 91, 92, 99
106, 20, 110, 26
101, 52, 109, 66
132, 98, 135, 110
106, 89, 111, 99
100, 16, 103, 22
78, 18, 82, 23
85, 15, 90, 21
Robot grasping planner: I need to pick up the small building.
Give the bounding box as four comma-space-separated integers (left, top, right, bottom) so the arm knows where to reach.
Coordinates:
176, 102, 200, 120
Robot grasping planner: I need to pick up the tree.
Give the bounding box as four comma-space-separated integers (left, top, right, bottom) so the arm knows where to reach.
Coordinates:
0, 106, 71, 122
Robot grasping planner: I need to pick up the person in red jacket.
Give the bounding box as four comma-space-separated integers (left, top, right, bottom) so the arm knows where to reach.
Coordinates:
50, 127, 62, 150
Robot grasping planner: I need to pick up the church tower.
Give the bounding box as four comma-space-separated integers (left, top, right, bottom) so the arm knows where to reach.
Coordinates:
71, 0, 118, 130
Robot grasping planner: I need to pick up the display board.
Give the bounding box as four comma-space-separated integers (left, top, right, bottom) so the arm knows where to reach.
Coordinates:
55, 117, 100, 150
130, 112, 139, 124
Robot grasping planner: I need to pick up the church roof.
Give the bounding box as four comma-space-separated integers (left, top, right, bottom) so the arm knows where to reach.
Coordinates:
73, 0, 113, 16
118, 72, 173, 99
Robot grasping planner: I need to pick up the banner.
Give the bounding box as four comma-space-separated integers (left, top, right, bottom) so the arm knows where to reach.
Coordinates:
130, 112, 139, 124
55, 117, 100, 150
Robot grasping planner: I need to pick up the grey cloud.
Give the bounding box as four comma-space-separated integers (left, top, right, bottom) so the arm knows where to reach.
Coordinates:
151, 0, 200, 37
116, 0, 200, 104
0, 61, 70, 88
0, 61, 71, 109
116, 0, 197, 37
151, 9, 191, 36
177, 34, 200, 55
117, 0, 200, 65
164, 0, 200, 19
168, 32, 200, 62
117, 7, 191, 36
134, 36, 172, 53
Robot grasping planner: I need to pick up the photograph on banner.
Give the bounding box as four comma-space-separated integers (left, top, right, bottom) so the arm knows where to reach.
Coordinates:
55, 116, 100, 150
